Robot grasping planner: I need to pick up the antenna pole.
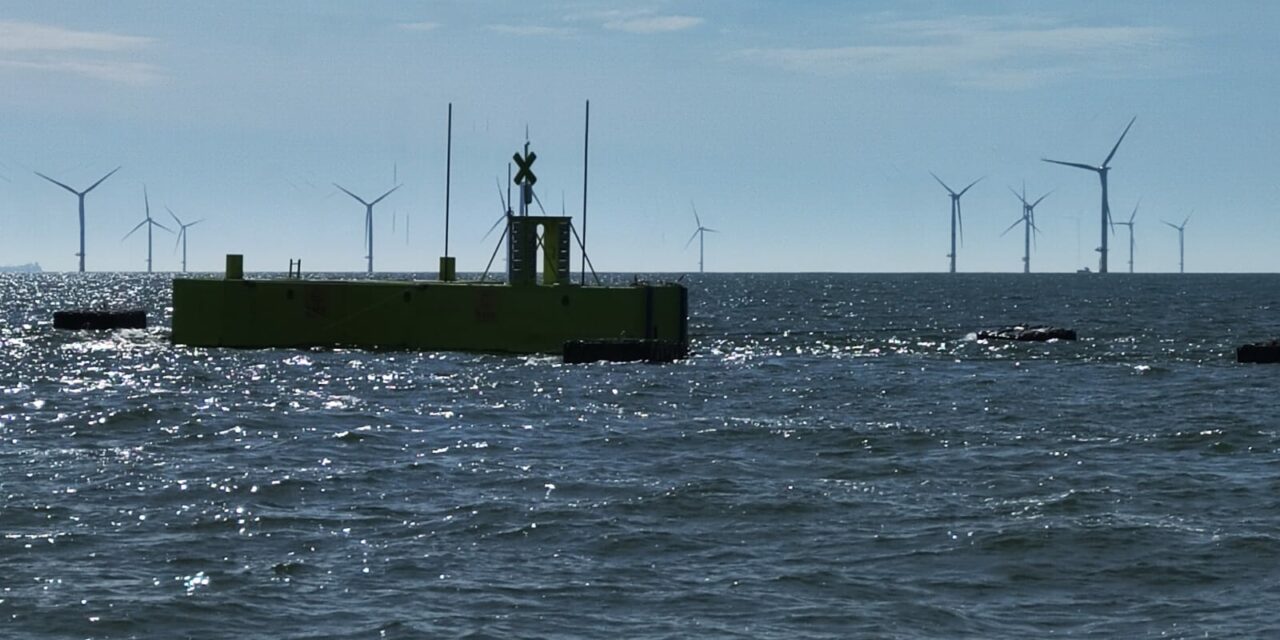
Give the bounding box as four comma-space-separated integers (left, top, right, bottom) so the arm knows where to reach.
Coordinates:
444, 102, 452, 257
581, 99, 590, 285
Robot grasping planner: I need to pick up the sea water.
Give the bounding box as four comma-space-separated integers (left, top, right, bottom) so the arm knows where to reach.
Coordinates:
2, 272, 1279, 638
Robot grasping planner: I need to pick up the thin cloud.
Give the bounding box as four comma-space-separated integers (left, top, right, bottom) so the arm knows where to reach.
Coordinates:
0, 20, 151, 51
604, 15, 703, 34
0, 20, 158, 85
733, 15, 1179, 89
488, 24, 574, 37
397, 21, 441, 32
0, 58, 160, 86
566, 8, 704, 34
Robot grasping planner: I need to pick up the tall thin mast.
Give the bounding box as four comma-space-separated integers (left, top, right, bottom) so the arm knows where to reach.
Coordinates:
444, 102, 452, 257
581, 99, 590, 285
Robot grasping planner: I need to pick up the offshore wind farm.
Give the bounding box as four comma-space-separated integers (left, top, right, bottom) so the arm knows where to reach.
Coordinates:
0, 107, 1244, 278
1, 4, 1275, 275
4, 119, 1181, 276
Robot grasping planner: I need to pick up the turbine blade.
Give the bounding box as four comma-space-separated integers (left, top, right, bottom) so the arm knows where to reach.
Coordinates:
691, 202, 702, 228
1161, 220, 1179, 230
482, 213, 506, 241
173, 229, 184, 252
84, 166, 121, 194
1183, 212, 1192, 227
1103, 116, 1137, 167
495, 178, 508, 213
34, 171, 78, 194
1042, 158, 1100, 172
1031, 190, 1053, 208
1008, 186, 1029, 206
929, 172, 954, 195
957, 176, 983, 197
1129, 199, 1140, 223
333, 183, 369, 206
152, 220, 173, 233
122, 218, 147, 240
166, 206, 184, 227
143, 185, 151, 219
703, 228, 719, 233
1000, 218, 1022, 237
369, 183, 401, 206
188, 219, 205, 227
683, 229, 700, 250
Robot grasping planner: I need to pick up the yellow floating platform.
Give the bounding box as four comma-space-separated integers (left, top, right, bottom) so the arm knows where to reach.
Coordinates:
172, 245, 687, 356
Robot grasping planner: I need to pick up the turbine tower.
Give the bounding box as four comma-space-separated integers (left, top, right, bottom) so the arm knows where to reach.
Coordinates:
167, 207, 204, 273
684, 203, 717, 273
122, 186, 173, 273
1114, 201, 1139, 273
34, 166, 121, 272
1042, 116, 1136, 274
334, 183, 400, 274
1162, 213, 1192, 274
930, 173, 981, 273
1003, 185, 1051, 273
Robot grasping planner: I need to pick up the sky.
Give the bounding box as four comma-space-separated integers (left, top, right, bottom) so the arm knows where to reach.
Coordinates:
1, 1, 1278, 273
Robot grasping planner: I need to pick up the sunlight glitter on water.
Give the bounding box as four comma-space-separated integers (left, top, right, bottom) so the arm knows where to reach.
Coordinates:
2, 273, 1280, 638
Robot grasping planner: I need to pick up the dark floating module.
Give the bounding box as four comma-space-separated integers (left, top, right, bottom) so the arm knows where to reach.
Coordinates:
1237, 341, 1280, 364
977, 325, 1077, 342
563, 339, 685, 364
53, 309, 147, 331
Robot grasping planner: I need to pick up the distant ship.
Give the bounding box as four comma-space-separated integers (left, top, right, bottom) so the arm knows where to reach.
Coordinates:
0, 263, 42, 273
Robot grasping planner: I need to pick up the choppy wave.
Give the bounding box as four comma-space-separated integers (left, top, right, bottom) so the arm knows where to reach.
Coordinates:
2, 272, 1280, 638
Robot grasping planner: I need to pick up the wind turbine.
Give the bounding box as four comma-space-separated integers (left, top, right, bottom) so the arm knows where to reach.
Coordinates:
334, 182, 400, 274
1003, 185, 1051, 273
1162, 213, 1192, 274
122, 186, 173, 273
1042, 116, 1136, 274
684, 203, 717, 273
167, 206, 204, 273
34, 166, 121, 272
930, 173, 982, 273
1114, 201, 1139, 273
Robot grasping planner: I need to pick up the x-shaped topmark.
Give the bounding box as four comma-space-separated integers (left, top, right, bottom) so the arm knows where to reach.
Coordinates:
513, 151, 537, 186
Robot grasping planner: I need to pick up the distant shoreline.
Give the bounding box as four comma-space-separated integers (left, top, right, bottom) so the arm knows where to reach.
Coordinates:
0, 263, 42, 273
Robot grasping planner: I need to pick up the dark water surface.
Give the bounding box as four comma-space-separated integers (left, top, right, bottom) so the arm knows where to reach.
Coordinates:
2, 272, 1279, 638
